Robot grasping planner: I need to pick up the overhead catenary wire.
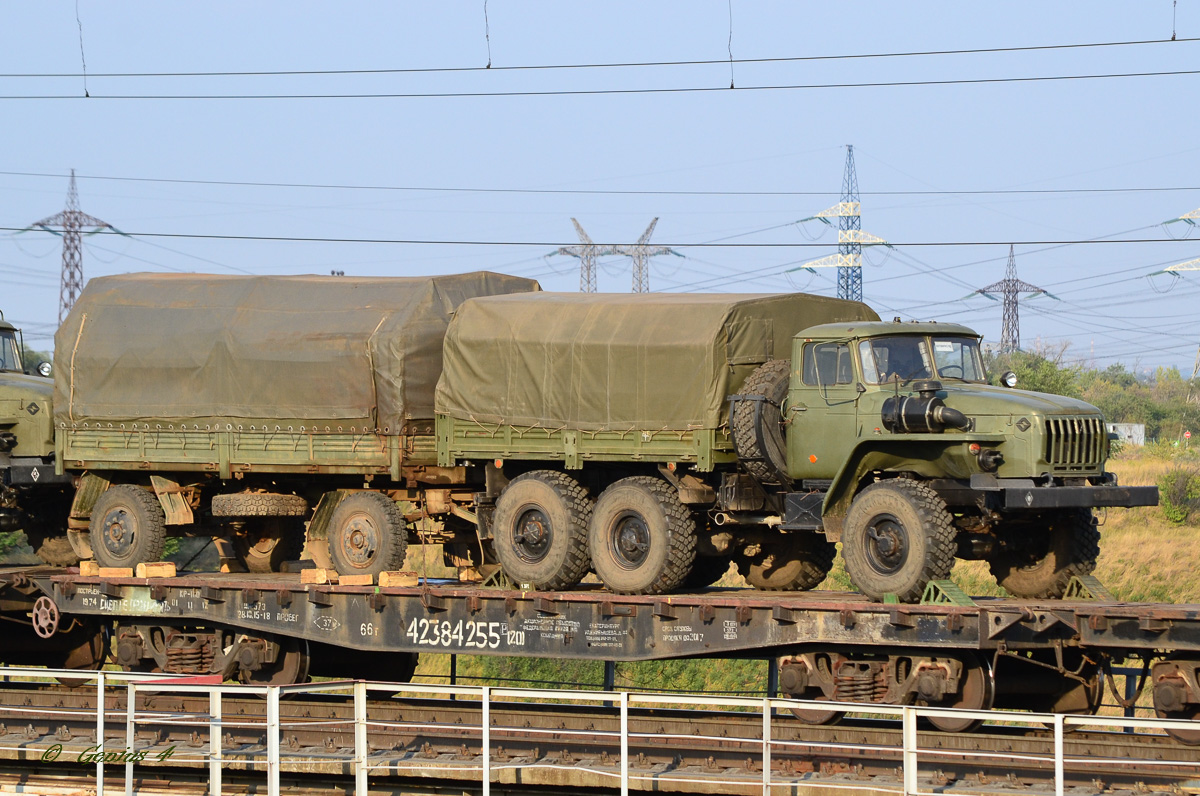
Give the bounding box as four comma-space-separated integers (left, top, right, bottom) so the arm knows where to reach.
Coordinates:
3, 226, 1194, 249
4, 67, 1200, 100
0, 36, 1193, 79
4, 169, 1198, 198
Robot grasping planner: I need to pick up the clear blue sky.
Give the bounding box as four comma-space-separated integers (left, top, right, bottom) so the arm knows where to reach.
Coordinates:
2, 3, 1198, 376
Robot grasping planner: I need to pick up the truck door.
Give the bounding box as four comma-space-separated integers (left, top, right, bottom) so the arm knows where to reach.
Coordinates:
787, 340, 861, 482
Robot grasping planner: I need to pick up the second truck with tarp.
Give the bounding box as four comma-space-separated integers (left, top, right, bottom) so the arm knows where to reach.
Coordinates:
53, 275, 1155, 602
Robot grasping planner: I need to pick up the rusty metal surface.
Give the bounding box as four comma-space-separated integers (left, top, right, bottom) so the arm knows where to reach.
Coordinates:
38, 568, 1200, 661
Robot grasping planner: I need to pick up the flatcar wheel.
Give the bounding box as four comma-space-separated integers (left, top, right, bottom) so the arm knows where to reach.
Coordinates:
1153, 657, 1200, 745
790, 702, 845, 726
54, 625, 110, 688
922, 654, 994, 733
243, 638, 310, 686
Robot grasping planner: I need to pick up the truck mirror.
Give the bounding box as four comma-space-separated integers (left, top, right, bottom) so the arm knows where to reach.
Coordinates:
36, 361, 52, 378
1000, 371, 1018, 388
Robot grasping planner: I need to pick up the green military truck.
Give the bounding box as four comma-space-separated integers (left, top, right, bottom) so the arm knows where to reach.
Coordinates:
55, 280, 1156, 602
435, 292, 1157, 601
54, 272, 541, 575
0, 313, 77, 565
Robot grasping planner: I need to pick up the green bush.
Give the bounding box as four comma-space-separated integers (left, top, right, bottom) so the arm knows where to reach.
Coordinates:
1159, 466, 1200, 524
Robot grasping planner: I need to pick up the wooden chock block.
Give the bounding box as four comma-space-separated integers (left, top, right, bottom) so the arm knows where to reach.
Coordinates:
301, 568, 336, 585
78, 560, 100, 577
339, 574, 374, 587
98, 567, 134, 578
135, 562, 177, 579
379, 570, 419, 588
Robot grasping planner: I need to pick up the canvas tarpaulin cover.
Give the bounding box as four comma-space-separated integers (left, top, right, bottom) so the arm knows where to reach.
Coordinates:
55, 272, 540, 432
435, 292, 879, 431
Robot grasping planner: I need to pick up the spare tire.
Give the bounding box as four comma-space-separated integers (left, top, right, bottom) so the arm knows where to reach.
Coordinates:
731, 359, 791, 484
211, 492, 308, 517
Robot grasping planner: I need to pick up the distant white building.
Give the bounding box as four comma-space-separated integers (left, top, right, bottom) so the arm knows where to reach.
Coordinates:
1107, 423, 1146, 447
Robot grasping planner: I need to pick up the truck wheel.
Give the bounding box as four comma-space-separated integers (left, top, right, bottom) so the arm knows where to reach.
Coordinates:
89, 484, 167, 569
212, 492, 308, 517
731, 359, 791, 484
233, 518, 305, 573
842, 480, 955, 602
492, 471, 592, 590
589, 476, 697, 595
327, 492, 408, 579
988, 509, 1099, 599
738, 533, 836, 591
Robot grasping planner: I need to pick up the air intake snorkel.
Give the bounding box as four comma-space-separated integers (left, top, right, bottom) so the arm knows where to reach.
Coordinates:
881, 380, 973, 433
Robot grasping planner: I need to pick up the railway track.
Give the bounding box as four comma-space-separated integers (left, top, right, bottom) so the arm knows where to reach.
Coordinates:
0, 681, 1193, 795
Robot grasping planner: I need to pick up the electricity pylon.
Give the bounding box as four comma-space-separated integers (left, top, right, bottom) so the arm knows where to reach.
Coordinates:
973, 245, 1052, 353
795, 145, 890, 301
26, 170, 115, 323
553, 218, 679, 292
608, 218, 681, 292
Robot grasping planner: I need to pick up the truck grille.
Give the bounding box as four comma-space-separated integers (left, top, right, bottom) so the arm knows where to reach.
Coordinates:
1044, 416, 1105, 470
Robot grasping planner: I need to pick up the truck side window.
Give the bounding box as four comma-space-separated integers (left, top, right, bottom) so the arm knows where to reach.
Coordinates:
802, 342, 853, 386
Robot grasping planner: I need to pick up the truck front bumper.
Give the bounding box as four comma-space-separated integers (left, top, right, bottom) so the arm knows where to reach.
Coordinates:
997, 484, 1158, 510
965, 473, 1158, 511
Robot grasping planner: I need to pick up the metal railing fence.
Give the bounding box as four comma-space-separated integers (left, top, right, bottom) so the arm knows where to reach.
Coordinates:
0, 665, 1196, 796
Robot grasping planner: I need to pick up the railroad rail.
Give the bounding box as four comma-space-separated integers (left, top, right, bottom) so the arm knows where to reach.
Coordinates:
0, 666, 1198, 796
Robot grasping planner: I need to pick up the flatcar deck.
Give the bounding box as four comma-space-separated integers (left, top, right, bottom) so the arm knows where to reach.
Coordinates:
22, 568, 1200, 661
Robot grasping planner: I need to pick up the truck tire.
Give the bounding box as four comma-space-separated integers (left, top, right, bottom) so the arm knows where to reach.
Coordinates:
492, 471, 592, 591
327, 492, 408, 579
89, 484, 167, 569
589, 476, 697, 595
988, 509, 1099, 599
731, 359, 791, 484
738, 533, 836, 591
841, 479, 955, 602
233, 517, 306, 573
212, 492, 308, 517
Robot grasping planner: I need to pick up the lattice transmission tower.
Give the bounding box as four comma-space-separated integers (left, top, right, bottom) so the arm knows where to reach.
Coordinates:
553, 218, 679, 292
973, 245, 1048, 353
28, 170, 115, 323
796, 145, 889, 301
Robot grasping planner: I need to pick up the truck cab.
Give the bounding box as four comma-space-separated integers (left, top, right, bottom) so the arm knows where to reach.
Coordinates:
749, 319, 1157, 601
0, 315, 74, 564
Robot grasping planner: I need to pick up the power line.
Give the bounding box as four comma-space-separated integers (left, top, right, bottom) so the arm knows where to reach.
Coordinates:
1, 36, 1192, 79
3, 226, 1193, 248
3, 68, 1200, 100
3, 169, 1198, 198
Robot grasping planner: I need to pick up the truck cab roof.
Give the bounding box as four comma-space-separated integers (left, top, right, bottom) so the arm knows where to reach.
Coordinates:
797, 320, 981, 340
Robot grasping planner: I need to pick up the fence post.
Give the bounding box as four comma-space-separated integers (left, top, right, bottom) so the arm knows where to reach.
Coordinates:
267, 686, 280, 796
620, 690, 629, 796
762, 697, 772, 796
902, 706, 917, 796
355, 681, 367, 796
1054, 713, 1065, 796
209, 689, 222, 796
482, 686, 491, 796
95, 672, 106, 796
124, 683, 136, 796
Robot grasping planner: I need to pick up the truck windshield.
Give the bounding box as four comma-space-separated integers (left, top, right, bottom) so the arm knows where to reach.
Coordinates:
0, 331, 21, 373
858, 335, 986, 384
929, 336, 986, 381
